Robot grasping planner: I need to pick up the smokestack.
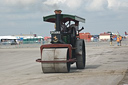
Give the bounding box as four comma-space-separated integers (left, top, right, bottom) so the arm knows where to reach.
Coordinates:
54, 10, 62, 14
54, 10, 62, 31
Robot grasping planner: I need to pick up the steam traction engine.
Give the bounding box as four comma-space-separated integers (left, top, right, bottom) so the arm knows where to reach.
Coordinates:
36, 10, 86, 73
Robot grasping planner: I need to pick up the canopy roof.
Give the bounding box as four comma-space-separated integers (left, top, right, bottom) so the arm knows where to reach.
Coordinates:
43, 14, 85, 23
0, 36, 17, 39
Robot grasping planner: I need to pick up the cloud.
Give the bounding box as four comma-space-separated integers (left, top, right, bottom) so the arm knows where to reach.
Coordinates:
43, 0, 66, 5
43, 0, 83, 10
85, 0, 107, 11
65, 0, 83, 9
4, 0, 37, 5
107, 0, 128, 11
1, 0, 63, 14
1, 0, 128, 13
0, 0, 40, 14
84, 0, 128, 12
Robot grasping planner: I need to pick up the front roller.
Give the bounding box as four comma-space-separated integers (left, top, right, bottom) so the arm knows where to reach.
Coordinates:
41, 48, 70, 73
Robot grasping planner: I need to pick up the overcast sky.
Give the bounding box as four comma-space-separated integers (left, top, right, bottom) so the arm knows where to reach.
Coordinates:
0, 0, 128, 36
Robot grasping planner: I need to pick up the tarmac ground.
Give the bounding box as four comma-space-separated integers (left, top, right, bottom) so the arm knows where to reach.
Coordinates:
0, 40, 128, 85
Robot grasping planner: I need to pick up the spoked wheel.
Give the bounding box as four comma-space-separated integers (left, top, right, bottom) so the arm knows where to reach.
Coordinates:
76, 40, 86, 69
41, 48, 70, 73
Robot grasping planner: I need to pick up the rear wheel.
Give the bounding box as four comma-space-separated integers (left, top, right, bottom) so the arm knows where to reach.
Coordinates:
76, 40, 86, 69
66, 50, 70, 72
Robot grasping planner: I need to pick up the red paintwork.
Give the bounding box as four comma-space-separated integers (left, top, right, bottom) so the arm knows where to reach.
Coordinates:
40, 44, 72, 59
36, 58, 76, 63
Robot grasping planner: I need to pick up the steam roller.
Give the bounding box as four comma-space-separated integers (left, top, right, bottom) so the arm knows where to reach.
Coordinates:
36, 10, 86, 73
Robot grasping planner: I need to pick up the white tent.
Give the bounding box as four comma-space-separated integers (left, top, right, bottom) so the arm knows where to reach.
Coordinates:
0, 36, 17, 40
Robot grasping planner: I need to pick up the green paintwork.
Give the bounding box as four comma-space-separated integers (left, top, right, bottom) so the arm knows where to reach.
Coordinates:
43, 14, 85, 23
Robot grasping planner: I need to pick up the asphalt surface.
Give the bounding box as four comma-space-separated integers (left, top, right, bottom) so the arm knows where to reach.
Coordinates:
0, 41, 128, 85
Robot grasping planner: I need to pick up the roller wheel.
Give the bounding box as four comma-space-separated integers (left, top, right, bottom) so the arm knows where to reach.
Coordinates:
41, 48, 70, 73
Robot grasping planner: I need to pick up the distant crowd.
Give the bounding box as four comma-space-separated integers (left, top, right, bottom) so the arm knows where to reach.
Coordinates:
110, 35, 122, 46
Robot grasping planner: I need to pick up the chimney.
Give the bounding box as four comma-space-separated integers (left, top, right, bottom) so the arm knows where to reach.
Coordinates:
54, 10, 62, 31
54, 10, 62, 14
